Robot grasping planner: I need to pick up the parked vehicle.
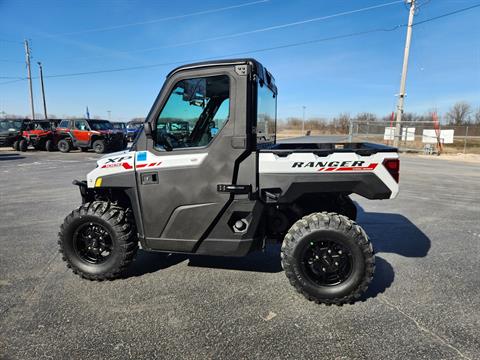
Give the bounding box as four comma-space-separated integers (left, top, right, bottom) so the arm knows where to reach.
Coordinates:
55, 119, 126, 154
157, 120, 190, 140
111, 122, 127, 136
126, 121, 143, 141
58, 59, 400, 305
18, 120, 59, 152
0, 119, 30, 149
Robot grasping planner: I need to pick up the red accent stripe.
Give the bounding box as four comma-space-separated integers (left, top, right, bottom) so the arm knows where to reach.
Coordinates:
136, 164, 147, 168
122, 162, 133, 170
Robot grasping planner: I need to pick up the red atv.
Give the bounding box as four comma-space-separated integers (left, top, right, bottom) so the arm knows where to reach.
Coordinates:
18, 120, 59, 152
55, 119, 127, 154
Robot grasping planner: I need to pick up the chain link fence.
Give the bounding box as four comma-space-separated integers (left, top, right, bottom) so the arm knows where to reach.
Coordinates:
348, 121, 480, 154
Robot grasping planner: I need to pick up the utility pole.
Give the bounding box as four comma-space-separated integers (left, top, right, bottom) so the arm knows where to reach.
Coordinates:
302, 105, 306, 135
37, 62, 48, 119
24, 40, 35, 120
394, 0, 416, 148
107, 110, 111, 120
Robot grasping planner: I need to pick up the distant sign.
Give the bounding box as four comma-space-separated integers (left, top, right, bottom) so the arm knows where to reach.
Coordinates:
422, 129, 454, 144
384, 127, 395, 141
402, 127, 416, 141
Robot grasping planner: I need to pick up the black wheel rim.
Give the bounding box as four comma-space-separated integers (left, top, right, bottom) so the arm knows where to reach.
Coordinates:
95, 143, 103, 152
301, 239, 353, 286
73, 222, 113, 264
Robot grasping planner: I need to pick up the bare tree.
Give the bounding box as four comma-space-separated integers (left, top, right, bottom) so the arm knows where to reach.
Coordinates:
354, 112, 377, 123
332, 113, 351, 134
474, 107, 480, 124
446, 102, 471, 125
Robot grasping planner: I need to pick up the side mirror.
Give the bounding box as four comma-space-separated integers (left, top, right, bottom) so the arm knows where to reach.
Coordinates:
144, 122, 153, 138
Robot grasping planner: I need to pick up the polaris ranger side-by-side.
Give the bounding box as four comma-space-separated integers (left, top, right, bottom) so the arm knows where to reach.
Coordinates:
55, 118, 127, 153
59, 59, 399, 305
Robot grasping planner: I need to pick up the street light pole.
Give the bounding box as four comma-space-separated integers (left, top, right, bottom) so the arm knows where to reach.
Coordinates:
302, 105, 306, 135
394, 0, 416, 148
37, 62, 48, 119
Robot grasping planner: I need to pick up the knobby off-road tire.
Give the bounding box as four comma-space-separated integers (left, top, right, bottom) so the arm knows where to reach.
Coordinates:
12, 140, 19, 151
45, 139, 54, 152
19, 139, 28, 152
281, 212, 374, 305
58, 201, 138, 280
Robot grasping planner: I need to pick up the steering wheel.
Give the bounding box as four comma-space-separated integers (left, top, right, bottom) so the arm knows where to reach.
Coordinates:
160, 132, 179, 150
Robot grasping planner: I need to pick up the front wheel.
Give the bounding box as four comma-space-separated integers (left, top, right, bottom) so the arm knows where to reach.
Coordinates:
93, 139, 106, 154
281, 212, 374, 305
57, 139, 71, 153
58, 201, 138, 280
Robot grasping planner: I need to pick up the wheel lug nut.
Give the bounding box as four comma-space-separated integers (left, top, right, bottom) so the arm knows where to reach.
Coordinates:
338, 250, 342, 254
334, 262, 338, 266
322, 268, 326, 272
315, 255, 319, 259
328, 250, 331, 254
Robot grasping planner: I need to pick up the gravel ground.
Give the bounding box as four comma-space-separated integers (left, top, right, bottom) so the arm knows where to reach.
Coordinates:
0, 148, 479, 359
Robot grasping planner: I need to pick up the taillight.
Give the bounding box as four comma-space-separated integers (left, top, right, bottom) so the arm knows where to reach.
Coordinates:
383, 158, 399, 183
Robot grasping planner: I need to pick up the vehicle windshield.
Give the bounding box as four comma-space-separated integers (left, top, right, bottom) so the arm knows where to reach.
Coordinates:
89, 121, 113, 130
0, 119, 23, 131
33, 122, 50, 130
112, 123, 125, 129
127, 123, 143, 129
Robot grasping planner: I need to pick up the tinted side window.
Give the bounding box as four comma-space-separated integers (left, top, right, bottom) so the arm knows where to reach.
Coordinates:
58, 120, 69, 128
74, 120, 88, 130
257, 81, 277, 145
154, 75, 230, 150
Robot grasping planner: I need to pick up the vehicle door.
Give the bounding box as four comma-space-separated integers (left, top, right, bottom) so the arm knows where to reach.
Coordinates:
136, 67, 249, 252
72, 119, 91, 146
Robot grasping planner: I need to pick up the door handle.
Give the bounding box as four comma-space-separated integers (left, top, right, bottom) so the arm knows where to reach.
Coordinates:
141, 172, 158, 185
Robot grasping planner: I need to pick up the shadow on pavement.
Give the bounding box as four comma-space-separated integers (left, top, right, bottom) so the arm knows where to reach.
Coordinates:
356, 205, 431, 258
124, 206, 430, 302
0, 153, 25, 161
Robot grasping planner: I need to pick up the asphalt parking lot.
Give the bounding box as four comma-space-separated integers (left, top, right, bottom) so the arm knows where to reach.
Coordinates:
0, 148, 479, 359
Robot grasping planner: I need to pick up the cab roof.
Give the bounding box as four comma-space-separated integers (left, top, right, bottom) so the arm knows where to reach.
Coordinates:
167, 58, 276, 92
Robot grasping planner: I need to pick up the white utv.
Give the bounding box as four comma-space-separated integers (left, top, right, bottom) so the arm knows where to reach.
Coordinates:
59, 59, 400, 305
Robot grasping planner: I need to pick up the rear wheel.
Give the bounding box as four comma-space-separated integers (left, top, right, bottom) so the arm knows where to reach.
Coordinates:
93, 139, 106, 154
281, 212, 374, 305
19, 139, 28, 152
58, 201, 138, 280
12, 140, 19, 151
57, 139, 71, 153
45, 139, 55, 152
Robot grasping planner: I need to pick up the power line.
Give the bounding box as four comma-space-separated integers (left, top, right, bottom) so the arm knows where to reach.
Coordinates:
1, 2, 479, 85
71, 0, 405, 60
413, 2, 480, 26
43, 0, 270, 37
37, 26, 406, 80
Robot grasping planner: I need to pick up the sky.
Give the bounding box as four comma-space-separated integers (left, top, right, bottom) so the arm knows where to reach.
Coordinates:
0, 0, 479, 122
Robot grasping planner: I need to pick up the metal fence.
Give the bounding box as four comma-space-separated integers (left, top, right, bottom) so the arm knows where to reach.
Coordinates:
348, 121, 480, 154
